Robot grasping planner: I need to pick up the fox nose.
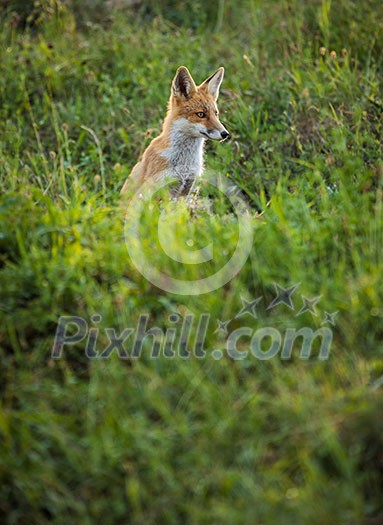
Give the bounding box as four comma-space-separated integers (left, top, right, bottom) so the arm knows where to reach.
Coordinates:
221, 130, 230, 140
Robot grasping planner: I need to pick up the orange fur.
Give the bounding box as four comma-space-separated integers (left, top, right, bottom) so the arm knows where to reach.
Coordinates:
120, 66, 229, 197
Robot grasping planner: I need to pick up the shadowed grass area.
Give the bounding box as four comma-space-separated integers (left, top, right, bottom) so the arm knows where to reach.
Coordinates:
0, 1, 383, 524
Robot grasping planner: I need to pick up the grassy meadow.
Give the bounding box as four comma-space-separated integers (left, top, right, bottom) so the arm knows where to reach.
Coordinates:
1, 0, 383, 523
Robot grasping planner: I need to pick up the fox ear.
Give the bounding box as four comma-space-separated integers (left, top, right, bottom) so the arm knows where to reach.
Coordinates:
201, 67, 224, 100
172, 66, 196, 100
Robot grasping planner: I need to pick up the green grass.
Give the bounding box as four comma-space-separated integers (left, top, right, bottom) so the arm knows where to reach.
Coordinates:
1, 1, 383, 523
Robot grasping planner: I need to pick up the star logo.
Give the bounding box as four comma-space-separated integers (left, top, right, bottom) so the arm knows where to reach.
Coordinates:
322, 311, 338, 326
214, 319, 231, 335
296, 295, 322, 316
267, 283, 300, 310
235, 296, 262, 319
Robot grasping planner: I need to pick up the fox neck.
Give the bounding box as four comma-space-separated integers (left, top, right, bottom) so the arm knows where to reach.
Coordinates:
161, 117, 205, 181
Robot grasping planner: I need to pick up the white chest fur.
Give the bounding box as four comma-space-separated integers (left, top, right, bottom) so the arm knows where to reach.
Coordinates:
161, 118, 205, 183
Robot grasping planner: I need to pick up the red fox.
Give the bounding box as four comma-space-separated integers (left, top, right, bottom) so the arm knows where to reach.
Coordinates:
120, 66, 230, 197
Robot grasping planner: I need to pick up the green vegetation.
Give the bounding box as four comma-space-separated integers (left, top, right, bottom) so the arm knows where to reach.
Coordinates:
1, 1, 383, 523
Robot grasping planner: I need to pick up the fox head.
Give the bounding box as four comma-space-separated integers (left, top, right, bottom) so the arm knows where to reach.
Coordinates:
169, 66, 230, 141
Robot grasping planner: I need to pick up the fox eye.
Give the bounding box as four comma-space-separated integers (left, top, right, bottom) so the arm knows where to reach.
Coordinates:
196, 112, 206, 118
